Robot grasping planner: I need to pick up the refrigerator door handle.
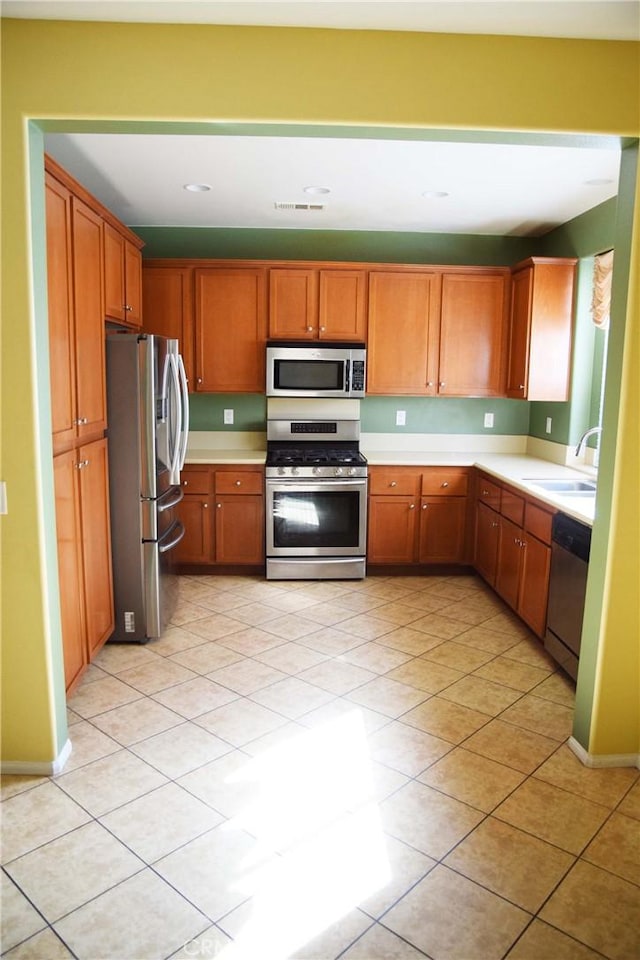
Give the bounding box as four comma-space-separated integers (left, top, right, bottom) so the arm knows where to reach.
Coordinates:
167, 353, 182, 483
157, 486, 184, 511
177, 354, 189, 472
158, 519, 186, 554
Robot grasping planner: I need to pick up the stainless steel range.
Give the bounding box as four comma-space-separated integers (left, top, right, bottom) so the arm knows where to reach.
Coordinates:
265, 417, 368, 580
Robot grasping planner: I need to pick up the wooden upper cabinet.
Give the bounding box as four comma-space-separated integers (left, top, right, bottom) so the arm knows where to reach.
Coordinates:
318, 270, 367, 340
45, 172, 77, 453
269, 268, 319, 338
438, 272, 509, 396
507, 257, 577, 401
268, 267, 366, 340
71, 198, 107, 442
195, 267, 267, 392
103, 222, 142, 327
142, 266, 194, 387
367, 271, 441, 394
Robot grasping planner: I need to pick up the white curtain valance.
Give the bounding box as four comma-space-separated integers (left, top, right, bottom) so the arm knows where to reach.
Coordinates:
591, 249, 614, 330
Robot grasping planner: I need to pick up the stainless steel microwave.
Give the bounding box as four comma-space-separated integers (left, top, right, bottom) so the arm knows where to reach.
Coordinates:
266, 341, 366, 398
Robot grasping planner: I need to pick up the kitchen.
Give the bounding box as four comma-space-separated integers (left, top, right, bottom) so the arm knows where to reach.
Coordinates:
1, 10, 639, 960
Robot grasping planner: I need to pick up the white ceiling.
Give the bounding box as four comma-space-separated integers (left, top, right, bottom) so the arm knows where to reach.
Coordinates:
44, 132, 621, 237
3, 1, 640, 42
11, 0, 630, 236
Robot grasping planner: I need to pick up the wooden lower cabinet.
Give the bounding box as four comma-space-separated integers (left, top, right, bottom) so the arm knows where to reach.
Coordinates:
368, 496, 418, 564
175, 465, 264, 566
53, 438, 114, 692
368, 466, 468, 565
419, 497, 467, 563
474, 472, 554, 638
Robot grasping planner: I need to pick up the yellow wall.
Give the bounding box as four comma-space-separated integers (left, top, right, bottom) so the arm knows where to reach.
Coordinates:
1, 19, 639, 766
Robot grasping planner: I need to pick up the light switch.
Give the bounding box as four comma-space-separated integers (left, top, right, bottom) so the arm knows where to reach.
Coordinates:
223, 409, 234, 425
484, 412, 494, 428
396, 410, 406, 426
0, 481, 6, 515
546, 417, 553, 434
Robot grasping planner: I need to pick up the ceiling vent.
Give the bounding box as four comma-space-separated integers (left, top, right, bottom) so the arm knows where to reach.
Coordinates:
274, 202, 325, 211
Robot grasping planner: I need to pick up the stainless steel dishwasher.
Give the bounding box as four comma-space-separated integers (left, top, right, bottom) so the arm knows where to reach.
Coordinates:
545, 513, 592, 680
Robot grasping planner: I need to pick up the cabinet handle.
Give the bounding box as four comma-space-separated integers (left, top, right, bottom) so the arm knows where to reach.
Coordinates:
409, 503, 415, 509
422, 503, 428, 510
124, 304, 132, 312
320, 326, 326, 332
307, 326, 314, 332
492, 521, 499, 528
389, 481, 397, 487
441, 481, 449, 488
74, 417, 88, 425
183, 480, 188, 486
217, 503, 222, 508
519, 384, 525, 390
197, 377, 203, 384
439, 381, 446, 388
75, 459, 89, 469
203, 502, 208, 508
426, 381, 433, 387
235, 480, 242, 486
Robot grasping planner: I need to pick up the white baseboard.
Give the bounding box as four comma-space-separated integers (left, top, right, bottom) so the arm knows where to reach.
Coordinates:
568, 736, 640, 769
1, 738, 72, 777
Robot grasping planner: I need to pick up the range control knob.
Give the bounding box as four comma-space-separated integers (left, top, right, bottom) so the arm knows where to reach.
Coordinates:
312, 466, 321, 475
291, 466, 299, 476
334, 467, 344, 476
278, 467, 286, 476
348, 467, 356, 476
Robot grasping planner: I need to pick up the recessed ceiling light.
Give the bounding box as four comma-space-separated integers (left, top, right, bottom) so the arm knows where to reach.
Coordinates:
584, 178, 614, 187
183, 183, 212, 193
303, 185, 331, 195
422, 190, 449, 199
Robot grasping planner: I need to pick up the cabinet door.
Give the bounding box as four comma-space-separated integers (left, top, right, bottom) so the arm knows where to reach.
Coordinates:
53, 450, 87, 692
439, 273, 508, 396
124, 240, 142, 327
268, 268, 318, 338
78, 439, 114, 658
318, 270, 367, 341
367, 271, 441, 395
142, 267, 194, 386
474, 501, 500, 586
173, 496, 213, 564
419, 497, 467, 563
215, 496, 264, 564
518, 534, 551, 638
368, 496, 418, 564
195, 268, 267, 392
103, 221, 126, 323
507, 266, 533, 398
45, 173, 77, 453
72, 198, 106, 440
495, 515, 523, 608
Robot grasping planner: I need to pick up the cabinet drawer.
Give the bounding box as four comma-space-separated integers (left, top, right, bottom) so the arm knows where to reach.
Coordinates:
369, 468, 422, 497
422, 468, 468, 497
525, 500, 554, 544
501, 487, 525, 526
215, 470, 263, 495
477, 475, 501, 511
180, 468, 211, 495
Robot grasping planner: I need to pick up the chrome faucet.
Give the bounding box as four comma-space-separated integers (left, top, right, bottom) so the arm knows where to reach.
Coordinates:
575, 426, 602, 457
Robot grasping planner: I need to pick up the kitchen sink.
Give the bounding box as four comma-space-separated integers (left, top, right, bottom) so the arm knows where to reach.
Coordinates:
525, 478, 597, 495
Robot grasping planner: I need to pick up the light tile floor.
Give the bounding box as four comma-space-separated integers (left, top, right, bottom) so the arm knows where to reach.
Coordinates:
2, 573, 639, 960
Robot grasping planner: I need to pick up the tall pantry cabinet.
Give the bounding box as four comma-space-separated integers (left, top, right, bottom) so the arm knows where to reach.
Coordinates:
45, 156, 123, 692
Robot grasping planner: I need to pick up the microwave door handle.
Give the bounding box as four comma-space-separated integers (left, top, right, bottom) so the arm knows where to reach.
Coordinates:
177, 353, 189, 472
167, 353, 182, 483
345, 359, 350, 393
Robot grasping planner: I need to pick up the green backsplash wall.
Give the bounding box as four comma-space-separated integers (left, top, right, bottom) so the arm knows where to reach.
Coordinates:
189, 393, 267, 431
361, 397, 530, 434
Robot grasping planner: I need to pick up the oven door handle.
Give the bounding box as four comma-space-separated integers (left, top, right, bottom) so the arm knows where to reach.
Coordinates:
266, 479, 367, 493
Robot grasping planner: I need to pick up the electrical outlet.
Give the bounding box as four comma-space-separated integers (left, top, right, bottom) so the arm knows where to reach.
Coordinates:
0, 481, 6, 515
484, 412, 494, 428
223, 409, 234, 425
396, 410, 406, 427
546, 417, 553, 434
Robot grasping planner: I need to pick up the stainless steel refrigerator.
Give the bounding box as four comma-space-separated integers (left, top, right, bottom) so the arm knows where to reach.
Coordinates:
106, 333, 189, 642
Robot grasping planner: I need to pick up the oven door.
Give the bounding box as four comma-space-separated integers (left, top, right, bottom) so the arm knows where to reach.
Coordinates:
266, 478, 367, 557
